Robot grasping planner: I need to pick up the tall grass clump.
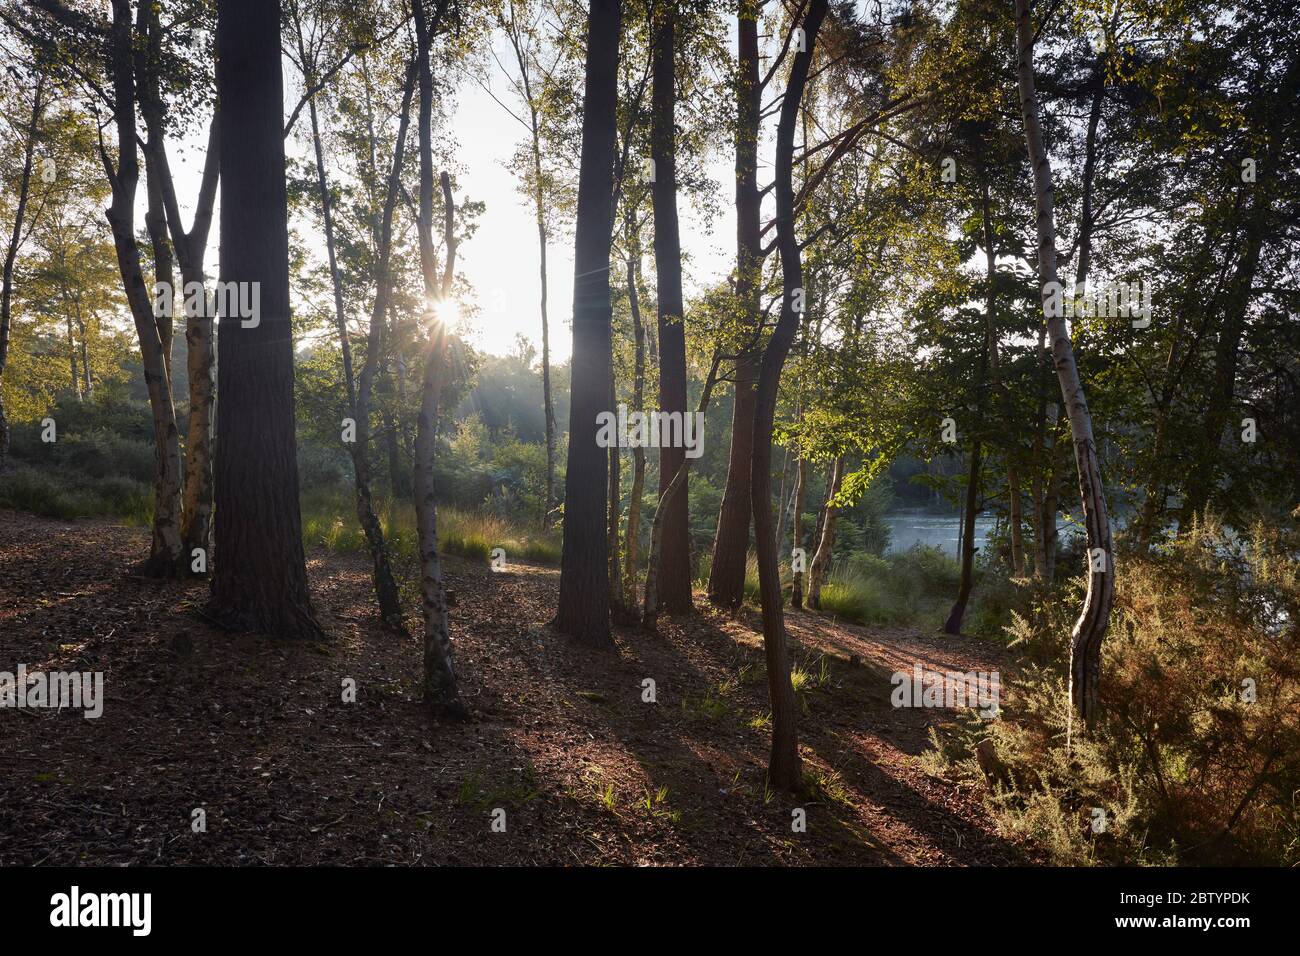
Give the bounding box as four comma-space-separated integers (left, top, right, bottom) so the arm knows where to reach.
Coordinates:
0, 465, 152, 525
300, 487, 560, 566
817, 546, 961, 626
921, 517, 1300, 865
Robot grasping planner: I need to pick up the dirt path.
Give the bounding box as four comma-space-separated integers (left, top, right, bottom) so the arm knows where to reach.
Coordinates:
0, 509, 1031, 865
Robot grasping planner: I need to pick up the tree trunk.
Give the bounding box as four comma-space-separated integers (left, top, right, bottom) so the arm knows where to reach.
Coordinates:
0, 76, 43, 469
144, 151, 174, 381
410, 0, 468, 711
207, 0, 323, 639
1029, 323, 1049, 579
414, 156, 465, 713
64, 309, 81, 399
644, 357, 721, 627
1043, 418, 1065, 581
789, 455, 808, 608
707, 6, 762, 610
977, 175, 1024, 576
944, 441, 982, 634
103, 0, 184, 578
503, 7, 558, 526
751, 0, 828, 790
651, 4, 692, 614
531, 119, 556, 526
806, 455, 843, 609
623, 254, 647, 607
415, 316, 463, 715
344, 52, 418, 629
1016, 0, 1115, 729
555, 0, 621, 647
607, 363, 626, 616
773, 442, 794, 554
1183, 203, 1268, 522
135, 1, 219, 568
77, 313, 93, 396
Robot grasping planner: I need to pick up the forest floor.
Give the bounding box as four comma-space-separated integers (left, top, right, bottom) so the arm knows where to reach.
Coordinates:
0, 508, 1037, 866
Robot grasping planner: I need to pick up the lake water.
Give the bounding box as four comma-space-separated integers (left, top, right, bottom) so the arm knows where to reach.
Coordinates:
883, 509, 996, 557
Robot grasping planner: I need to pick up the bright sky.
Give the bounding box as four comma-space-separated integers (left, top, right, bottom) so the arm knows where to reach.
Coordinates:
166, 40, 737, 363
411, 60, 736, 362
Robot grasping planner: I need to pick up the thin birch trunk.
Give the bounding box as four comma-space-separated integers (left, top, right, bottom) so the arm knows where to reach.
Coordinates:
623, 253, 647, 607
1016, 0, 1116, 729
412, 0, 464, 711
105, 0, 184, 577
789, 456, 808, 609
806, 455, 843, 609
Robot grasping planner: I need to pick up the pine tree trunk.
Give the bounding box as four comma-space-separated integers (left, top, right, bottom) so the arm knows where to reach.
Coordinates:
555, 0, 621, 647
207, 0, 323, 638
751, 0, 829, 790
1016, 0, 1115, 728
651, 5, 692, 614
708, 7, 762, 610
644, 358, 721, 627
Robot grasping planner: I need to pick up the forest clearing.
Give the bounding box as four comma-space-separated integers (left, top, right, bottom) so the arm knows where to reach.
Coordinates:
0, 0, 1296, 924
2, 509, 1031, 866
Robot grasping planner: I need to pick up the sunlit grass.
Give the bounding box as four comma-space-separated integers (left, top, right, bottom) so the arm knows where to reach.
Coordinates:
301, 487, 560, 566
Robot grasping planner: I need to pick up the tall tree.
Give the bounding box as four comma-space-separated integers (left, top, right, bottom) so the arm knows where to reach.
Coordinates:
499, 0, 559, 524
649, 0, 691, 613
707, 2, 761, 610
0, 72, 43, 469
751, 0, 830, 790
555, 0, 621, 647
98, 0, 185, 577
207, 0, 323, 639
621, 222, 648, 607
132, 0, 221, 568
1014, 0, 1114, 728
410, 0, 464, 713
288, 0, 408, 627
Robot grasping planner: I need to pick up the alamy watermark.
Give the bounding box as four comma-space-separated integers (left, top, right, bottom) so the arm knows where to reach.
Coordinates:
153, 280, 261, 328
596, 404, 705, 459
50, 886, 150, 936
0, 664, 104, 718
1043, 279, 1152, 328
891, 664, 999, 717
